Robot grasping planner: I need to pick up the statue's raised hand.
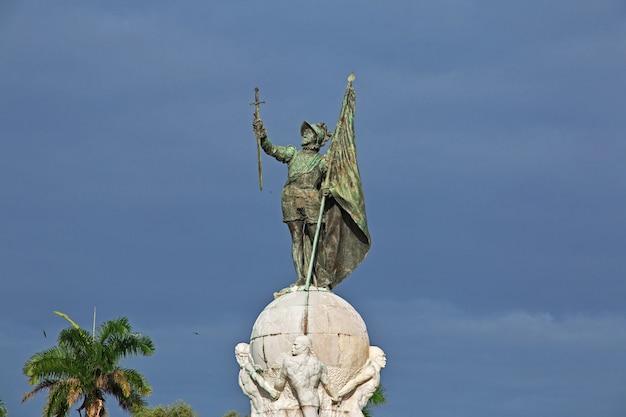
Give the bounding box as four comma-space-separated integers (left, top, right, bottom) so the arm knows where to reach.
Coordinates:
253, 118, 266, 139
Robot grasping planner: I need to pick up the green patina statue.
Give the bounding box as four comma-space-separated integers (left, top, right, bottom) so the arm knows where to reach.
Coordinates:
252, 75, 371, 291
253, 118, 331, 287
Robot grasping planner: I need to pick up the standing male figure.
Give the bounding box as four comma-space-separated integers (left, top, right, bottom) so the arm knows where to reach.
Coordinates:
235, 342, 279, 416
274, 335, 332, 417
253, 119, 331, 287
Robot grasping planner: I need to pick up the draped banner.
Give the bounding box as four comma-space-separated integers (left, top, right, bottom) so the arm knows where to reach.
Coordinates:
320, 79, 371, 288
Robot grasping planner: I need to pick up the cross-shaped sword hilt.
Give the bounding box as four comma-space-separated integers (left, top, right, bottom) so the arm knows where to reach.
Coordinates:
250, 87, 265, 119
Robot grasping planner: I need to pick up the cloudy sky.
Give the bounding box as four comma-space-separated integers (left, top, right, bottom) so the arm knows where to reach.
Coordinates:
2, 1, 626, 416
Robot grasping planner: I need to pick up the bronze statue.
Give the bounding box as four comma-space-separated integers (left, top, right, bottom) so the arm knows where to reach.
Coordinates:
252, 74, 371, 290
253, 118, 331, 286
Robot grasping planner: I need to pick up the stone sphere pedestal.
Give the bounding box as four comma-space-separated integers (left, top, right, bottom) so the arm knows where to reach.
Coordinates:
246, 287, 371, 416
250, 287, 369, 373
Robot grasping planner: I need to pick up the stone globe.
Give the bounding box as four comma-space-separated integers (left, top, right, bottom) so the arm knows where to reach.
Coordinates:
249, 287, 369, 388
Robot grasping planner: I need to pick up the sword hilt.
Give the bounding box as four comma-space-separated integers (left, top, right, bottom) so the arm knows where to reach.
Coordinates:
250, 87, 265, 119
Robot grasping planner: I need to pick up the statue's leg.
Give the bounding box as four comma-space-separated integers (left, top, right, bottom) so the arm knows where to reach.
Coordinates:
287, 221, 305, 284
300, 406, 319, 417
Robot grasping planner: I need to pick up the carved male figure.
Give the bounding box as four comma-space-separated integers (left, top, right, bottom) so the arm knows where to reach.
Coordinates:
235, 342, 279, 415
254, 119, 330, 287
274, 335, 331, 417
335, 346, 386, 416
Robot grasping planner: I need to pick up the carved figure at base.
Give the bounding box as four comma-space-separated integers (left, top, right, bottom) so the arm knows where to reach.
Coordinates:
235, 342, 279, 416
334, 346, 386, 417
274, 335, 333, 417
254, 119, 332, 288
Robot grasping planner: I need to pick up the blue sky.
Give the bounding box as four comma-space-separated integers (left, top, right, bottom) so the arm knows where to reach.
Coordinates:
1, 1, 626, 416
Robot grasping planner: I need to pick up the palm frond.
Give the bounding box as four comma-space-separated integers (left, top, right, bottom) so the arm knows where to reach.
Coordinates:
119, 368, 152, 396
99, 318, 155, 361
54, 311, 81, 329
368, 384, 386, 406
106, 369, 131, 397
43, 380, 76, 417
0, 398, 7, 417
58, 327, 92, 353
23, 347, 72, 383
362, 384, 386, 417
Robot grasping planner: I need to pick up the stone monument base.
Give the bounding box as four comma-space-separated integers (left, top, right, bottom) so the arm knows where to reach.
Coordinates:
236, 287, 380, 417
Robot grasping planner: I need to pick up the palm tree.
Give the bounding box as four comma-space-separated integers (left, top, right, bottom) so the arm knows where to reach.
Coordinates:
22, 316, 155, 417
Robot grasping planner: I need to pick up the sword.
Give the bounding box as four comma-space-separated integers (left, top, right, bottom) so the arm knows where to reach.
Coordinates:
250, 87, 265, 191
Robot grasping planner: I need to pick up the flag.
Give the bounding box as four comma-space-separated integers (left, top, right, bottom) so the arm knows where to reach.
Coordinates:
321, 79, 371, 288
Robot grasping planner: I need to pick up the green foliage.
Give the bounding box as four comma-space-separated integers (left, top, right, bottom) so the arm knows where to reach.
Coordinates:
22, 316, 155, 417
362, 384, 387, 417
222, 410, 248, 417
0, 398, 7, 417
132, 400, 199, 417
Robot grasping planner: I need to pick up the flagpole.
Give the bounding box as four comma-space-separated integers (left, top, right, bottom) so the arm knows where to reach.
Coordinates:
304, 73, 355, 291
304, 195, 327, 290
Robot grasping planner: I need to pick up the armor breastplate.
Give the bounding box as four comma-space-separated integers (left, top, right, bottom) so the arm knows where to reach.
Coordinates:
286, 151, 324, 188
